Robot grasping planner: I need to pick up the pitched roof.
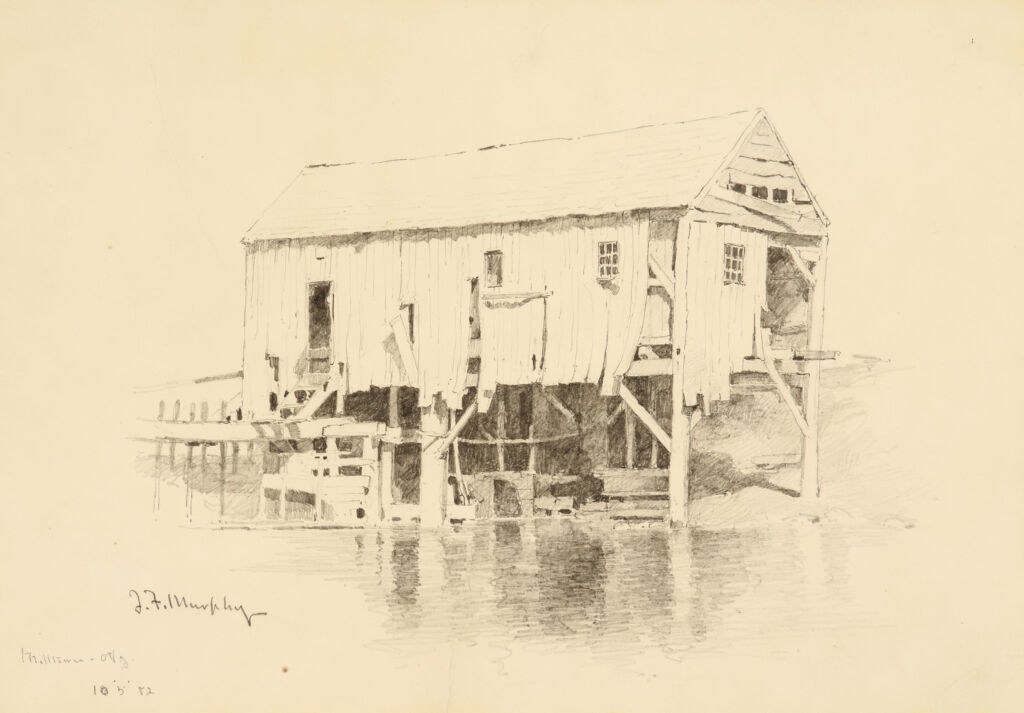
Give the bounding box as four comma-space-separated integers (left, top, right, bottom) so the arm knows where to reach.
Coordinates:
244, 109, 773, 242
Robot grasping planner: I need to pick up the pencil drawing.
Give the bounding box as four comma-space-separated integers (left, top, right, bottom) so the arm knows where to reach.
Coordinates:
134, 108, 841, 535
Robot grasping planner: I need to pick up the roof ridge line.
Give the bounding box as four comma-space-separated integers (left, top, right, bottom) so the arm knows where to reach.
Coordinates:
302, 108, 758, 170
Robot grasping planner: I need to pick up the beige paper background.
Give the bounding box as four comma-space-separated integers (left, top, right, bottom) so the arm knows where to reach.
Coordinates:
1, 0, 1022, 710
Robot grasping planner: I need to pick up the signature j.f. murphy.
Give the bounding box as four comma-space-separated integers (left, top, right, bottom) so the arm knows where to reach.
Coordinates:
129, 589, 267, 627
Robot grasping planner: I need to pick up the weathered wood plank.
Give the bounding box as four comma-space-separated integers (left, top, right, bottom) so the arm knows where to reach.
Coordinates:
540, 388, 577, 425
738, 141, 790, 163
135, 416, 380, 442
625, 358, 673, 377
786, 245, 816, 287
618, 382, 671, 450
728, 155, 798, 179
756, 328, 810, 437
427, 401, 479, 458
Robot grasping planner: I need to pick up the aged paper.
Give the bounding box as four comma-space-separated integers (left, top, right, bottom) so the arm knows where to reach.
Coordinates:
2, 1, 1022, 711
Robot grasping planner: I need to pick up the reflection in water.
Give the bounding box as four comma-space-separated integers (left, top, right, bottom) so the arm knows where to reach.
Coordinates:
239, 519, 889, 655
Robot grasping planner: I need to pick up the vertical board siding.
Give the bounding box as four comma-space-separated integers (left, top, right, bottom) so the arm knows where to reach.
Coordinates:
242, 213, 651, 418
680, 221, 767, 405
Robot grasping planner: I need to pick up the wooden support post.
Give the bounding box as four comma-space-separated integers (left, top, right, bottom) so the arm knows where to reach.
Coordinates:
670, 218, 692, 527
419, 395, 447, 527
168, 400, 180, 468
580, 384, 609, 473
218, 401, 227, 523
649, 380, 660, 468
199, 402, 209, 522
153, 401, 164, 515
528, 424, 537, 472
380, 441, 395, 519
801, 239, 828, 498
496, 392, 506, 471
185, 402, 196, 523
380, 385, 400, 517
624, 403, 636, 469
388, 385, 400, 427
278, 459, 287, 522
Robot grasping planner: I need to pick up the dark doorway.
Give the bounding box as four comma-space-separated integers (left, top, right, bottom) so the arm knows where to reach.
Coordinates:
308, 281, 332, 373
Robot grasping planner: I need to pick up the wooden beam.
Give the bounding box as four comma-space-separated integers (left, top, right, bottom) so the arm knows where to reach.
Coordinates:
625, 358, 673, 377
690, 408, 703, 431
708, 185, 812, 222
786, 245, 816, 287
295, 372, 343, 419
388, 313, 419, 385
617, 382, 671, 450
699, 187, 828, 237
794, 349, 839, 361
647, 254, 675, 296
756, 327, 810, 437
426, 401, 479, 458
134, 415, 382, 442
608, 401, 625, 424
540, 387, 577, 425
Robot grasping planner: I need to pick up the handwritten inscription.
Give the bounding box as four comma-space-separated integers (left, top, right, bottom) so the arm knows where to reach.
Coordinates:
93, 681, 155, 697
129, 589, 267, 627
21, 648, 129, 669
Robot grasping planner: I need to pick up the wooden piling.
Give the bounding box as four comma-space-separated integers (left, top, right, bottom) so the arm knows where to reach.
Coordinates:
496, 391, 506, 471
801, 239, 828, 498
625, 403, 636, 469
419, 395, 447, 527
669, 217, 692, 526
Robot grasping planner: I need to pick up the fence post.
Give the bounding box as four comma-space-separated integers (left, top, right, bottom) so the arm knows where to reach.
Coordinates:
219, 401, 227, 523
153, 401, 165, 515
168, 400, 181, 467
185, 402, 196, 523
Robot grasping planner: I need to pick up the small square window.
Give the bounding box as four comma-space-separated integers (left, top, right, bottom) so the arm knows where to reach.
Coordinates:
723, 243, 745, 285
730, 183, 747, 194
772, 188, 788, 203
598, 241, 619, 279
751, 186, 768, 200
484, 251, 503, 288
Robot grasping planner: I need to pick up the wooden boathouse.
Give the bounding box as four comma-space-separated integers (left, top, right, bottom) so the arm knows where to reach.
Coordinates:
138, 108, 832, 527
